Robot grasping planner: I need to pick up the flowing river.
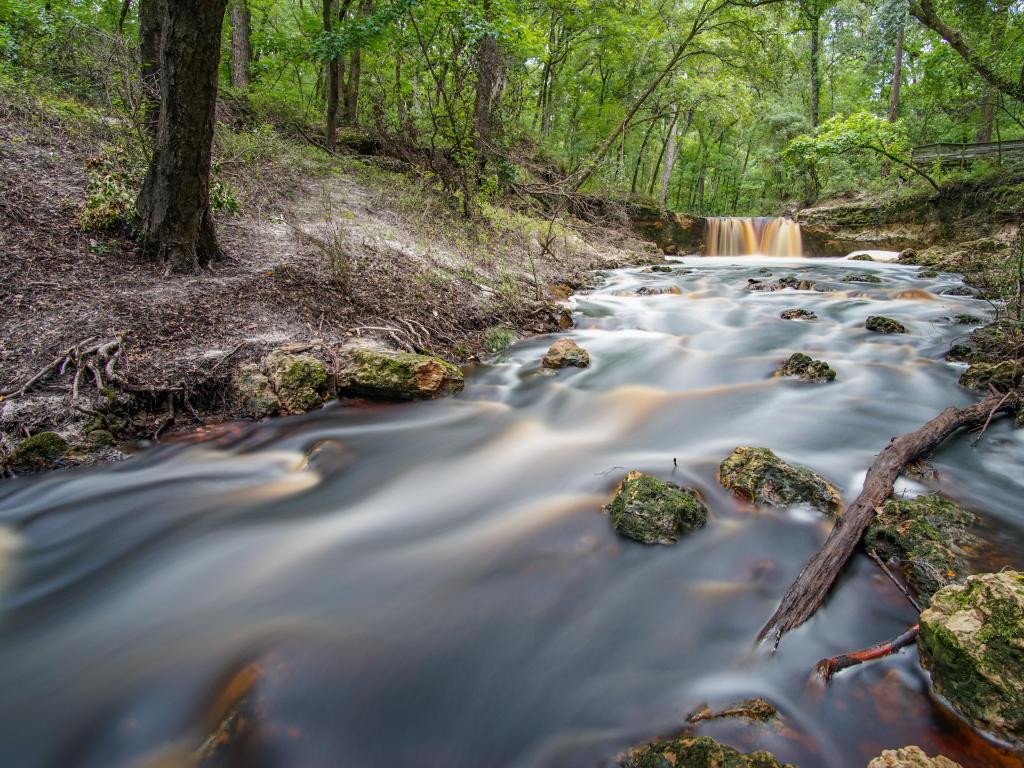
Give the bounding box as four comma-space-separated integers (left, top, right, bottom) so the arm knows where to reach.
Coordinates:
1, 256, 1023, 768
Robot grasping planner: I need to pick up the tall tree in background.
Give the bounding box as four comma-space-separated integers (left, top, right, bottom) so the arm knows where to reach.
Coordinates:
474, 0, 505, 176
138, 0, 163, 135
230, 0, 252, 89
888, 0, 906, 122
798, 0, 832, 127
324, 0, 341, 148
343, 0, 371, 123
136, 0, 229, 272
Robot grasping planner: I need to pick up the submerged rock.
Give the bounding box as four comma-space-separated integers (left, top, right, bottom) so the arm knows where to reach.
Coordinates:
776, 353, 836, 383
843, 273, 884, 283
917, 571, 1024, 747
542, 339, 591, 369
919, 270, 940, 278
849, 254, 875, 261
944, 345, 974, 363
634, 285, 682, 296
9, 431, 69, 471
940, 286, 975, 297
606, 471, 707, 545
865, 494, 977, 605
686, 697, 778, 724
720, 446, 841, 516
867, 746, 962, 768
958, 360, 1022, 391
230, 363, 279, 418
620, 735, 793, 768
649, 265, 673, 273
866, 316, 907, 334
954, 314, 982, 325
338, 347, 464, 400
780, 308, 817, 320
265, 350, 330, 413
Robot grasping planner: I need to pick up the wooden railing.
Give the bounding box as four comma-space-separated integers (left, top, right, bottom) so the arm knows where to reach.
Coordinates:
912, 139, 1024, 166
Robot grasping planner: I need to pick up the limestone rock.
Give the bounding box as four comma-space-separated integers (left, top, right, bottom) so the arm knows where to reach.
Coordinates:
780, 308, 817, 320
867, 746, 962, 768
606, 471, 708, 545
542, 339, 591, 369
230, 363, 279, 418
898, 248, 919, 263
866, 316, 907, 334
337, 348, 464, 400
918, 571, 1024, 747
776, 352, 836, 383
958, 360, 1022, 392
720, 446, 842, 516
844, 273, 884, 283
265, 350, 330, 413
620, 735, 793, 768
9, 431, 69, 471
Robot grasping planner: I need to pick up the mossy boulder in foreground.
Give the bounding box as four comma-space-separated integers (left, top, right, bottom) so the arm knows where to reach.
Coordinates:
866, 316, 906, 334
867, 746, 962, 768
720, 446, 842, 516
775, 352, 836, 383
606, 471, 708, 545
865, 495, 976, 605
9, 431, 69, 471
620, 735, 793, 768
337, 347, 464, 400
958, 360, 1023, 392
230, 363, 280, 418
265, 350, 330, 413
917, 571, 1024, 747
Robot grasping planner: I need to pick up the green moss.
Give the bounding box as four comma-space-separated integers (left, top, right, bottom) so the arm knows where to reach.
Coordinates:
606, 471, 708, 545
230, 364, 280, 418
779, 308, 817, 320
339, 348, 464, 400
265, 352, 329, 413
958, 360, 1023, 391
621, 736, 793, 768
481, 325, 516, 353
849, 254, 874, 261
776, 352, 836, 382
866, 316, 907, 334
86, 429, 114, 447
719, 446, 842, 516
919, 270, 940, 278
10, 431, 68, 470
843, 273, 883, 283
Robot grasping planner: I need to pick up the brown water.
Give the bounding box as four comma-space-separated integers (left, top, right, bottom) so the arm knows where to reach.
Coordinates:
1, 257, 1022, 768
705, 217, 803, 257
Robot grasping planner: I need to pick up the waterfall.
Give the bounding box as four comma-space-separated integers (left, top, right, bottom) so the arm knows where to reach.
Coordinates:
705, 217, 803, 257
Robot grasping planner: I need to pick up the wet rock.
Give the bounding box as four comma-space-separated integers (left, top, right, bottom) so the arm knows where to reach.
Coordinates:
867, 746, 963, 768
338, 347, 464, 400
843, 273, 884, 283
918, 270, 940, 278
9, 431, 69, 471
749, 276, 813, 292
686, 697, 778, 724
944, 345, 974, 363
230, 363, 280, 418
648, 265, 673, 273
264, 350, 330, 413
958, 360, 1022, 391
917, 571, 1024, 747
758, 268, 774, 275
720, 446, 842, 516
86, 429, 115, 447
898, 248, 919, 263
850, 253, 875, 261
865, 494, 977, 605
606, 471, 708, 545
775, 353, 836, 383
954, 314, 982, 325
866, 316, 907, 334
620, 735, 793, 768
780, 308, 817, 320
542, 339, 591, 369
635, 285, 682, 296
940, 286, 975, 297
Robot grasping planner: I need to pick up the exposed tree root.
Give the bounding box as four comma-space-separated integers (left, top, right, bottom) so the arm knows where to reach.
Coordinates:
759, 390, 1022, 647
814, 625, 920, 683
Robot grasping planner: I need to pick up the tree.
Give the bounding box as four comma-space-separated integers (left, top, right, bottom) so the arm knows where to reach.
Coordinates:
136, 0, 230, 272
229, 0, 253, 89
323, 0, 341, 149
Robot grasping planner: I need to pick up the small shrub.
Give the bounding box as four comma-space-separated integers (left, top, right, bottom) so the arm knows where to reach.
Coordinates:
481, 325, 515, 353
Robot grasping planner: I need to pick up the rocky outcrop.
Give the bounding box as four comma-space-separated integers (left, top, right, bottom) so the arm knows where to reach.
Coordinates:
229, 364, 280, 418
917, 571, 1024, 747
337, 346, 464, 400
866, 746, 963, 768
606, 471, 708, 545
720, 446, 842, 516
865, 494, 976, 605
265, 349, 330, 413
8, 431, 69, 471
775, 353, 836, 383
958, 360, 1022, 392
866, 316, 907, 334
780, 308, 817, 320
620, 735, 793, 768
748, 276, 816, 292
542, 339, 591, 369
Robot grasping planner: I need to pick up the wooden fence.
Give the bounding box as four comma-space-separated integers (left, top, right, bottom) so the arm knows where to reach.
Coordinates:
912, 139, 1024, 167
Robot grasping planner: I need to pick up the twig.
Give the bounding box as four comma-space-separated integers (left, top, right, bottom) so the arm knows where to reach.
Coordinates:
814, 624, 920, 683
971, 389, 1013, 446
210, 341, 248, 372
867, 548, 922, 612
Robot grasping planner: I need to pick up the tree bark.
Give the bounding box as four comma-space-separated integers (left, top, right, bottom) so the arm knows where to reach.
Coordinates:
138, 0, 164, 137
910, 0, 1024, 104
889, 16, 904, 122
657, 103, 681, 206
758, 391, 1022, 646
474, 0, 505, 177
343, 0, 371, 124
809, 15, 820, 127
976, 86, 996, 142
229, 0, 252, 89
136, 0, 229, 273
323, 0, 340, 149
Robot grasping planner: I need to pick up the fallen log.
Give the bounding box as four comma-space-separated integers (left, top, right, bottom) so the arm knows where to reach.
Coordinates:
759, 390, 1021, 646
814, 624, 920, 682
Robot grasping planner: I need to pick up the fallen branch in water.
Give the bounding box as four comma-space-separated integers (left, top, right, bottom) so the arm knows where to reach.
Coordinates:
758, 390, 1022, 647
815, 624, 920, 683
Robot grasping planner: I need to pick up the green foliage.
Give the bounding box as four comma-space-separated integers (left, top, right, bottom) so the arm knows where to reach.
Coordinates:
481, 325, 515, 353
785, 112, 909, 168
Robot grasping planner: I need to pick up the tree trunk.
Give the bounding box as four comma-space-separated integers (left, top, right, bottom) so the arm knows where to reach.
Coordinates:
343, 0, 371, 124
323, 0, 340, 150
657, 103, 681, 206
229, 0, 252, 89
976, 86, 996, 142
136, 0, 229, 273
138, 0, 164, 137
889, 17, 904, 122
474, 0, 505, 177
809, 16, 821, 127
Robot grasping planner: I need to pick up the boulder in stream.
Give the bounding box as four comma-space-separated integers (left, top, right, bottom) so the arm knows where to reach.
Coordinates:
8, 431, 69, 472
780, 308, 817, 320
865, 494, 976, 605
843, 273, 884, 283
719, 446, 842, 516
866, 316, 907, 334
606, 471, 707, 545
230, 363, 280, 418
775, 353, 836, 383
337, 347, 464, 400
958, 360, 1023, 392
866, 746, 963, 768
917, 571, 1024, 747
620, 735, 794, 768
940, 286, 975, 297
542, 339, 591, 369
265, 349, 331, 412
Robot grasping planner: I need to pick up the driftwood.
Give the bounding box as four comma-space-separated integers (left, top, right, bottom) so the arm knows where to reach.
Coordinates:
759, 390, 1022, 646
815, 624, 921, 683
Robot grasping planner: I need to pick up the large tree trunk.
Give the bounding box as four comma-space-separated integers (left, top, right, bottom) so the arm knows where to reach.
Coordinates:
229, 0, 252, 89
323, 0, 340, 149
889, 16, 904, 122
343, 0, 371, 124
657, 103, 681, 206
138, 0, 164, 137
809, 16, 821, 127
976, 86, 996, 142
136, 0, 228, 273
474, 0, 506, 177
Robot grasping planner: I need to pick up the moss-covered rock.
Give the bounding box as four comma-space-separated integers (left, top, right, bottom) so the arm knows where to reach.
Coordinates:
542, 339, 591, 369
649, 265, 673, 273
843, 273, 884, 283
918, 270, 940, 278
865, 495, 976, 605
958, 360, 1023, 391
954, 314, 982, 325
866, 316, 907, 334
917, 571, 1024, 747
899, 248, 919, 263
264, 351, 329, 413
940, 286, 975, 297
849, 253, 875, 261
944, 345, 974, 363
86, 429, 115, 447
9, 431, 69, 471
230, 363, 280, 418
775, 352, 836, 383
867, 746, 963, 768
606, 471, 708, 545
620, 735, 794, 768
720, 446, 842, 516
338, 348, 464, 400
780, 308, 817, 320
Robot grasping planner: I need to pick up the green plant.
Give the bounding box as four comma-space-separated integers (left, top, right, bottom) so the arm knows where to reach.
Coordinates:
481, 325, 515, 353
